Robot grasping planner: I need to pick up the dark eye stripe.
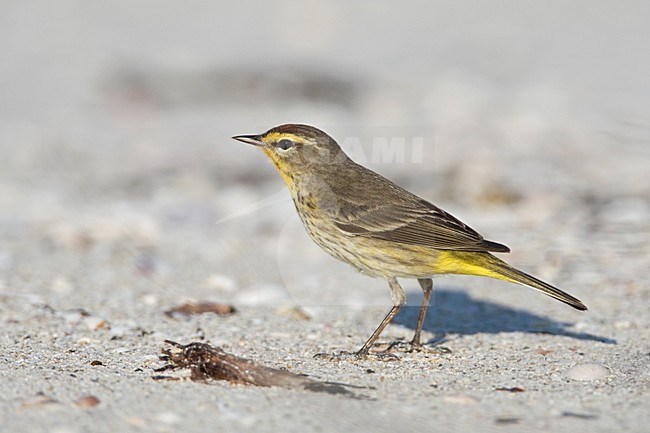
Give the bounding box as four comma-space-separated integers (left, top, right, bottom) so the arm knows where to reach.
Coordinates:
277, 139, 295, 150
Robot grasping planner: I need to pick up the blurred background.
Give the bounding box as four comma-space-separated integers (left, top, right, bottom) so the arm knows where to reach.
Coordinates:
1, 0, 648, 312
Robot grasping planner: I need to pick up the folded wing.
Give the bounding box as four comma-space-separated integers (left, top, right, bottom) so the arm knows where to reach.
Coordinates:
333, 199, 510, 253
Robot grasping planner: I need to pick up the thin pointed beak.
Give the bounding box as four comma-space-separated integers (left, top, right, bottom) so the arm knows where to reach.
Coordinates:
232, 134, 265, 147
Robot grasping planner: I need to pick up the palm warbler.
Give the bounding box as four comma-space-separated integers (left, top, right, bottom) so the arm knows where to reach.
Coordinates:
233, 124, 587, 357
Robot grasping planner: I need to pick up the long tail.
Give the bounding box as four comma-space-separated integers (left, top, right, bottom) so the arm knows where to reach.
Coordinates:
439, 251, 587, 311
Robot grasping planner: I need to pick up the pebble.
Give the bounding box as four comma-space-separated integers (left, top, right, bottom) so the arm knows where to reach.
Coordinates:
614, 320, 633, 330
141, 294, 158, 305
204, 274, 237, 292
235, 283, 291, 306
126, 417, 146, 427
275, 305, 311, 321
565, 363, 611, 381
61, 309, 87, 324
443, 394, 480, 405
74, 395, 100, 408
21, 393, 60, 408
140, 355, 160, 366
108, 325, 129, 338
83, 316, 108, 331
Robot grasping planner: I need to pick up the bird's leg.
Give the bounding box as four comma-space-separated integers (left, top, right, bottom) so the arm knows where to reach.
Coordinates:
411, 278, 433, 348
356, 278, 405, 357
355, 305, 401, 356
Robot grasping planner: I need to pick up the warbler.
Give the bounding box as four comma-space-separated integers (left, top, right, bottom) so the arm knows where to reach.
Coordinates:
233, 124, 587, 357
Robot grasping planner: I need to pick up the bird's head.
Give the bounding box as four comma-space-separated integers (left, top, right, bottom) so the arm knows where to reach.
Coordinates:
232, 124, 346, 187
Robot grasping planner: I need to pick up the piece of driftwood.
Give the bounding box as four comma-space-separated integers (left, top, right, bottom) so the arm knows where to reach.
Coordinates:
156, 341, 361, 396
164, 302, 236, 318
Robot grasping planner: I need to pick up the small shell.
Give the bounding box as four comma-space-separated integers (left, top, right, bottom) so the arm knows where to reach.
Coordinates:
565, 363, 611, 380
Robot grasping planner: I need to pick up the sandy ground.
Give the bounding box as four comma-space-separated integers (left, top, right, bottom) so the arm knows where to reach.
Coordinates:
1, 1, 649, 432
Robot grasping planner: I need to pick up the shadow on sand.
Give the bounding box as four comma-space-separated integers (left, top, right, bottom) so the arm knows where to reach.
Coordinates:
391, 288, 616, 345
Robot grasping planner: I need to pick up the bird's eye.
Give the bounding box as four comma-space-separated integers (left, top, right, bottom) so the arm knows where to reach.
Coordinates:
277, 138, 295, 151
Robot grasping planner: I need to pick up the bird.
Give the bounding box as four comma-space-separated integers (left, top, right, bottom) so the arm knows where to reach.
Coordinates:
232, 124, 587, 357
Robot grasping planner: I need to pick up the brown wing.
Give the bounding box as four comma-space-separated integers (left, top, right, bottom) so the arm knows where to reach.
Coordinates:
333, 199, 510, 253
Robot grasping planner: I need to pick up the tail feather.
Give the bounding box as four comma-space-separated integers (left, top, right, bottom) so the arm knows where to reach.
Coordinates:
482, 254, 587, 311
441, 251, 587, 311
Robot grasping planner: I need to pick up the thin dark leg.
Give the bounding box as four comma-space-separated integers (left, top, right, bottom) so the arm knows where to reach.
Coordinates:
356, 305, 402, 356
411, 278, 433, 347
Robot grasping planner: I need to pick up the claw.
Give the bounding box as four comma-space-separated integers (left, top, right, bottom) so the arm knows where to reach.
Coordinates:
381, 338, 452, 354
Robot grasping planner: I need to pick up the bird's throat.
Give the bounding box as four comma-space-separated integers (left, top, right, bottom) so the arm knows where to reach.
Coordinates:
262, 148, 297, 192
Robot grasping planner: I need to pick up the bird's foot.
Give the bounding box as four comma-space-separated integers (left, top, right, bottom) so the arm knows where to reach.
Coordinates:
313, 349, 400, 362
379, 337, 452, 354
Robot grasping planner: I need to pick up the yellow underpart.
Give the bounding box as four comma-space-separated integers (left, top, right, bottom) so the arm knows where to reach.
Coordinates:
435, 250, 513, 282
345, 237, 515, 281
